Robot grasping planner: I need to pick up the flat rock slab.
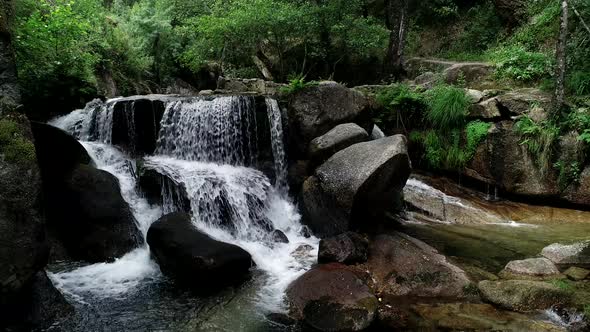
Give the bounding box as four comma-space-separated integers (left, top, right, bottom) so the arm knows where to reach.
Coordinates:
542, 240, 590, 268
499, 258, 561, 280
563, 267, 590, 281
308, 123, 369, 165
478, 280, 571, 312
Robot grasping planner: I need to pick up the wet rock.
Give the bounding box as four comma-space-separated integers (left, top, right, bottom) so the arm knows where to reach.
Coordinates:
26, 271, 73, 329
271, 229, 289, 244
412, 302, 565, 331
563, 267, 590, 281
542, 241, 590, 269
147, 212, 253, 292
308, 123, 369, 165
478, 280, 571, 312
291, 244, 315, 260
286, 81, 374, 158
301, 135, 411, 237
265, 313, 297, 327
286, 263, 378, 331
47, 164, 143, 262
499, 258, 561, 280
137, 167, 191, 212
368, 233, 471, 298
318, 232, 368, 265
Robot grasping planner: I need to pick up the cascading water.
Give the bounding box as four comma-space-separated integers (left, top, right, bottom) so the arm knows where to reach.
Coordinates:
48, 95, 318, 318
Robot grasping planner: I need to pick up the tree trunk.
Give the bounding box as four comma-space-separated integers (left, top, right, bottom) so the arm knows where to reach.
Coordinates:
383, 0, 409, 81
552, 0, 569, 119
252, 52, 274, 81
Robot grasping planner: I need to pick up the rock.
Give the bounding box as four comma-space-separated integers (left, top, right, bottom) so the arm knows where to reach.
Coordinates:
542, 241, 590, 269
138, 167, 191, 211
495, 88, 551, 116
478, 280, 571, 312
444, 62, 493, 86
468, 97, 502, 120
270, 229, 289, 244
371, 125, 385, 140
0, 114, 48, 314
111, 97, 166, 155
286, 82, 374, 158
265, 313, 297, 327
499, 258, 561, 280
414, 72, 437, 87
47, 164, 143, 262
308, 123, 369, 165
286, 263, 378, 331
147, 212, 252, 291
368, 233, 471, 298
287, 159, 310, 196
411, 302, 565, 331
291, 244, 315, 261
301, 135, 411, 237
318, 232, 368, 265
563, 267, 590, 281
31, 122, 93, 179
25, 272, 73, 329
0, 11, 21, 113
198, 89, 214, 96
466, 89, 485, 103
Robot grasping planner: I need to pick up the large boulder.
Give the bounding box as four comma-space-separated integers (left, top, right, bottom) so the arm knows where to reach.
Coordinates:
318, 232, 369, 265
478, 280, 571, 312
542, 241, 590, 269
495, 88, 552, 116
147, 212, 253, 291
308, 123, 369, 165
498, 258, 561, 280
286, 82, 374, 158
47, 164, 143, 262
301, 135, 411, 237
368, 233, 471, 298
286, 263, 378, 332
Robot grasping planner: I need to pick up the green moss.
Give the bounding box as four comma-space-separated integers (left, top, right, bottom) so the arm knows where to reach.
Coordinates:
0, 119, 37, 167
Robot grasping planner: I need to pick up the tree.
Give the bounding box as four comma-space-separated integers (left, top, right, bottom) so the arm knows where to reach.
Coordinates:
383, 0, 409, 80
552, 0, 569, 118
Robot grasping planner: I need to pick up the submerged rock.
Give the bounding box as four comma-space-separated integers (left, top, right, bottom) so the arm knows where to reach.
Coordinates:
368, 233, 472, 298
286, 82, 374, 157
286, 263, 378, 331
308, 123, 369, 165
478, 280, 571, 312
147, 212, 252, 292
301, 135, 411, 237
499, 258, 561, 280
542, 241, 590, 269
318, 232, 368, 265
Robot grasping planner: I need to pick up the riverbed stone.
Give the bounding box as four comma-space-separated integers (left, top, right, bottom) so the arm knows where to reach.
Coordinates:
147, 212, 253, 292
368, 233, 472, 298
318, 232, 368, 265
308, 123, 369, 165
478, 280, 571, 312
563, 267, 590, 281
541, 240, 590, 268
286, 263, 378, 331
499, 258, 561, 280
301, 135, 411, 237
286, 82, 374, 158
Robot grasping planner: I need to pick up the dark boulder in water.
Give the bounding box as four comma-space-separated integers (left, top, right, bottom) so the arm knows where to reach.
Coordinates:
286, 263, 378, 332
47, 164, 143, 262
147, 212, 253, 292
318, 232, 368, 265
270, 229, 289, 244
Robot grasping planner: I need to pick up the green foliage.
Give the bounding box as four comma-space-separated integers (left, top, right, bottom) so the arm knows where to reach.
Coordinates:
374, 84, 427, 132
549, 279, 574, 293
465, 120, 491, 158
515, 116, 559, 175
280, 76, 318, 94
554, 159, 581, 190
426, 85, 469, 131
490, 45, 553, 83
0, 119, 36, 167
567, 71, 590, 97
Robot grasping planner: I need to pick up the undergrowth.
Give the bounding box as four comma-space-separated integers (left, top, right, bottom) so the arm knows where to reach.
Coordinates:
515, 116, 559, 175
280, 75, 318, 94
425, 84, 469, 131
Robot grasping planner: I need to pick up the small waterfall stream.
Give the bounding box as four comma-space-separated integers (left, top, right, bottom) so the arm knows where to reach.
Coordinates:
48, 95, 318, 323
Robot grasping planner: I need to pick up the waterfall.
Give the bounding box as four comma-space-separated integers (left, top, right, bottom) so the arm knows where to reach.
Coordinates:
47, 95, 318, 313
266, 98, 289, 193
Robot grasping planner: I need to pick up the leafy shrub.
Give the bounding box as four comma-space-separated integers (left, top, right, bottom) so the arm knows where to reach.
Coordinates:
375, 84, 427, 133
515, 116, 559, 174
567, 71, 590, 96
490, 45, 553, 82
280, 76, 318, 94
465, 120, 491, 158
426, 85, 469, 131
554, 159, 581, 190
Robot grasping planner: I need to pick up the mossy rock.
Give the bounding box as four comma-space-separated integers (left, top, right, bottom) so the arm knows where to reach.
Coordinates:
478, 280, 572, 312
